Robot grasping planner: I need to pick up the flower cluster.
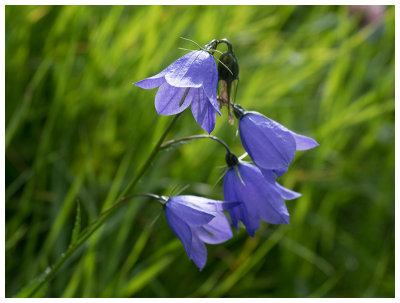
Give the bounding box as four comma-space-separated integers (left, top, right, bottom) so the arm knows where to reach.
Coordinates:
134, 38, 318, 269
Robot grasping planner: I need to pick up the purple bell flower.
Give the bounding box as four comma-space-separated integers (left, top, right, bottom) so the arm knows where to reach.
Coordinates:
164, 195, 239, 270
134, 50, 221, 134
233, 104, 318, 178
223, 161, 301, 236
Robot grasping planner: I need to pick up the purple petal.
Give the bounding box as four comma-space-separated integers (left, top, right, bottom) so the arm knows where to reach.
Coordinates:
223, 168, 260, 236
189, 88, 217, 134
134, 76, 166, 90
197, 53, 220, 114
154, 83, 192, 115
164, 50, 220, 115
228, 203, 259, 237
166, 199, 214, 227
259, 167, 276, 184
171, 195, 239, 215
275, 182, 301, 200
239, 113, 296, 171
269, 119, 318, 151
165, 51, 209, 88
289, 131, 319, 151
238, 163, 290, 225
273, 167, 288, 178
259, 199, 290, 224
194, 212, 233, 244
223, 169, 258, 223
165, 208, 192, 257
189, 234, 207, 270
133, 63, 172, 89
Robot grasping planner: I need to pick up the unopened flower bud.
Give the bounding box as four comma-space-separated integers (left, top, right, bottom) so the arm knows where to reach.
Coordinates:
216, 39, 239, 125
218, 50, 239, 83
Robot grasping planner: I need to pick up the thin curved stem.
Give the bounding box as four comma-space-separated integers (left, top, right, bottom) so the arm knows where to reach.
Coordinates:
217, 38, 233, 53
23, 114, 181, 297
160, 134, 232, 154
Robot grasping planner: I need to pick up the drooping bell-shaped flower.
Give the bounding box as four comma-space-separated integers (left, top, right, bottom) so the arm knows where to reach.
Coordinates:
223, 160, 301, 236
233, 104, 318, 178
134, 50, 221, 134
164, 195, 239, 270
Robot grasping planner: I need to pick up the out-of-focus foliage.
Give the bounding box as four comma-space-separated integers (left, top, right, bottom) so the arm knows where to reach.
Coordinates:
5, 5, 394, 298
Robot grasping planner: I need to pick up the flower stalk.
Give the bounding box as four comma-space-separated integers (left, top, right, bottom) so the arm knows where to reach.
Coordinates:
160, 134, 232, 155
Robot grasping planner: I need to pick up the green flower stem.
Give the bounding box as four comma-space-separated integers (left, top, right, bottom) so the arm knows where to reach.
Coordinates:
160, 134, 232, 154
24, 114, 180, 297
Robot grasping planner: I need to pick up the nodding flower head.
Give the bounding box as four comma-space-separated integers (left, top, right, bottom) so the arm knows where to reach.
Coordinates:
134, 48, 221, 134
164, 195, 239, 270
233, 104, 319, 178
223, 159, 301, 237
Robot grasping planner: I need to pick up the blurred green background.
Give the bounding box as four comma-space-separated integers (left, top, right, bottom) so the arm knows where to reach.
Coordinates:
5, 5, 394, 298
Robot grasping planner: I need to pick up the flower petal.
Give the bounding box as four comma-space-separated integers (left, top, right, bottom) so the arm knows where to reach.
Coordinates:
165, 51, 208, 88
259, 198, 290, 224
133, 63, 171, 90
223, 168, 260, 236
165, 208, 192, 257
289, 131, 319, 151
229, 203, 259, 237
189, 234, 207, 270
260, 116, 318, 151
239, 113, 296, 171
195, 212, 233, 244
134, 75, 166, 90
198, 53, 220, 114
189, 88, 217, 134
259, 167, 276, 184
275, 182, 301, 200
166, 199, 214, 227
155, 83, 192, 115
238, 163, 290, 225
171, 195, 239, 215
273, 167, 288, 178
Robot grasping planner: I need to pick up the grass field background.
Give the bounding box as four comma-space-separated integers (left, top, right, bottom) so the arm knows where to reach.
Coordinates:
5, 5, 395, 298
